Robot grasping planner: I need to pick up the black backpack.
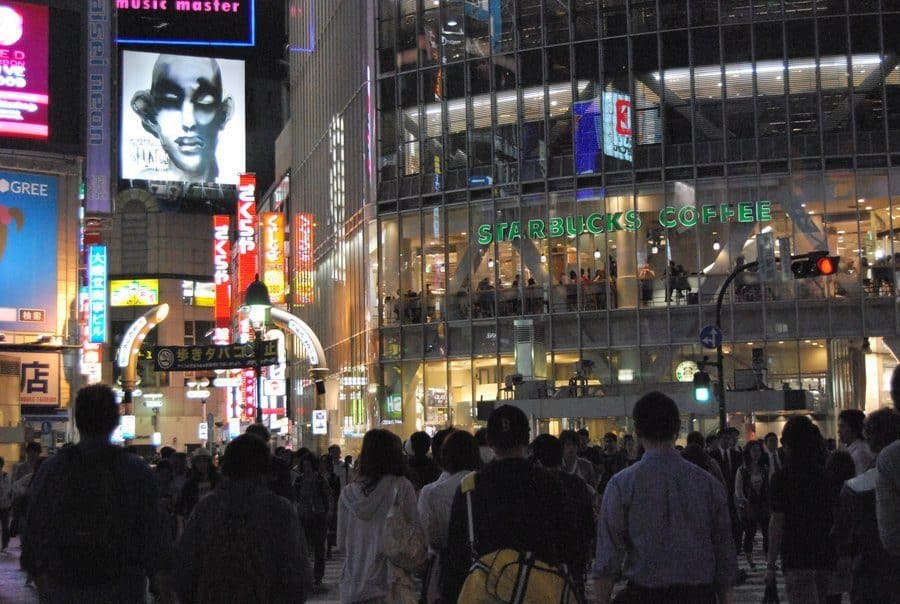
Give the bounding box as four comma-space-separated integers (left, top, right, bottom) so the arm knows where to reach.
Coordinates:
43, 445, 127, 586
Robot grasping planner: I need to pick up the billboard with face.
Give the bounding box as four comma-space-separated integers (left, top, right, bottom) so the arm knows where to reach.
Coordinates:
0, 170, 56, 333
120, 50, 245, 185
0, 1, 48, 140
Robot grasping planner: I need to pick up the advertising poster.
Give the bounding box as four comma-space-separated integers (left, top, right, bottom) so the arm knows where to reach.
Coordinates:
18, 351, 59, 406
382, 393, 402, 425
0, 170, 56, 332
0, 2, 48, 139
602, 91, 633, 163
110, 278, 159, 306
117, 0, 255, 47
294, 213, 314, 306
120, 50, 245, 186
260, 212, 285, 304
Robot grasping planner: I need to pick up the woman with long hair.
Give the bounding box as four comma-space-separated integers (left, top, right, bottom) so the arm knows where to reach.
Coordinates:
337, 429, 419, 603
734, 440, 770, 569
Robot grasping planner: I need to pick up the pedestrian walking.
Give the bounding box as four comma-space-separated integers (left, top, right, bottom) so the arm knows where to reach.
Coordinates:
11, 442, 40, 483
406, 431, 441, 492
877, 366, 900, 555
295, 452, 331, 587
0, 456, 11, 553
177, 447, 221, 534
174, 433, 311, 603
593, 392, 737, 604
560, 429, 598, 488
839, 409, 874, 476
734, 440, 771, 569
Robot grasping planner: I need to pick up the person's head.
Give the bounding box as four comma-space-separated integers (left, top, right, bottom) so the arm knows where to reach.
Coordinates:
686, 431, 705, 448
159, 445, 175, 460
23, 441, 41, 462
131, 54, 233, 180
357, 429, 405, 492
222, 434, 270, 481
838, 409, 866, 444
576, 428, 590, 449
622, 433, 635, 452
300, 452, 320, 475
431, 427, 455, 468
409, 431, 432, 458
705, 433, 719, 450
559, 430, 580, 460
632, 392, 680, 444
891, 365, 900, 411
781, 416, 824, 464
487, 405, 530, 456
440, 430, 480, 474
274, 447, 292, 465
74, 384, 120, 440
863, 408, 900, 455
530, 433, 564, 469
603, 432, 619, 452
726, 427, 740, 447
681, 443, 709, 471
742, 440, 764, 466
328, 444, 342, 461
244, 423, 271, 443
764, 432, 779, 452
191, 448, 212, 474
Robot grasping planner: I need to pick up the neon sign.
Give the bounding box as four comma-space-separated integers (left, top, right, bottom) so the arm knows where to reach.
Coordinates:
0, 2, 48, 139
213, 215, 230, 344
233, 173, 257, 314
294, 213, 314, 306
261, 212, 285, 304
88, 245, 108, 343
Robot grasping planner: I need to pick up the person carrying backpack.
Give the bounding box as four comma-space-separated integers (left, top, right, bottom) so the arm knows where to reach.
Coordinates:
21, 384, 174, 603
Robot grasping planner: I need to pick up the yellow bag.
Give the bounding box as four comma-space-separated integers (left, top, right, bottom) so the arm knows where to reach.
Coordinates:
457, 473, 579, 604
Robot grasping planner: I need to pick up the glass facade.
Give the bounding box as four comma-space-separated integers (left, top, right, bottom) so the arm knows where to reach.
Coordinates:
369, 0, 900, 436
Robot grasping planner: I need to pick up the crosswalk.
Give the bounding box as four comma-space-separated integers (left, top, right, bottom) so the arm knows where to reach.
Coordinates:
309, 542, 790, 603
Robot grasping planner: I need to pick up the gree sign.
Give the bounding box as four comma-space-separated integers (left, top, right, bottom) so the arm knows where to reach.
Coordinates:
477, 201, 772, 244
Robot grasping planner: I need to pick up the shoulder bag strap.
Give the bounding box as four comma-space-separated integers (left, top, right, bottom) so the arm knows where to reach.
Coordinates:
461, 471, 478, 563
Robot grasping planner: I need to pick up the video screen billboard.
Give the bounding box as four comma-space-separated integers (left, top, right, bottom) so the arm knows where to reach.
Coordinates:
120, 50, 245, 186
0, 2, 48, 140
0, 170, 57, 333
117, 0, 255, 47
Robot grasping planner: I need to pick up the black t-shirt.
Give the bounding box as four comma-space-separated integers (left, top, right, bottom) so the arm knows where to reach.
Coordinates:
770, 464, 836, 571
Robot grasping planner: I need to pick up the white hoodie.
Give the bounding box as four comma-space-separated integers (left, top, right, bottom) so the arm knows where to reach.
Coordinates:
337, 473, 418, 603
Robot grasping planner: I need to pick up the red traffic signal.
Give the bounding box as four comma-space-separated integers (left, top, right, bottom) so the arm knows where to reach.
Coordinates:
816, 256, 837, 276
791, 251, 840, 279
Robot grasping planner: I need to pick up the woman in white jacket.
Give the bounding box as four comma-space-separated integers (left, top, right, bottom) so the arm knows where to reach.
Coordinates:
337, 429, 418, 603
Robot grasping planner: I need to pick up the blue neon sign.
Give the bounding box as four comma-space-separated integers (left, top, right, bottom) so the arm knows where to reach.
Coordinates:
88, 245, 108, 344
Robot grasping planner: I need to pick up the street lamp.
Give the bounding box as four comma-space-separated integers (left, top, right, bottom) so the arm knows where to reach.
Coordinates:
243, 275, 271, 424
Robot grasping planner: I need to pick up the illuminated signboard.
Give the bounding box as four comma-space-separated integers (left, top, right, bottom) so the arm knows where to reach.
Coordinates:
261, 212, 285, 304
294, 213, 314, 306
194, 281, 215, 306
120, 51, 245, 186
0, 2, 48, 139
213, 215, 231, 344
117, 0, 255, 47
234, 174, 257, 305
573, 98, 601, 175
88, 245, 108, 344
476, 202, 773, 244
0, 170, 57, 332
312, 409, 327, 435
110, 279, 159, 306
19, 352, 58, 405
602, 91, 632, 163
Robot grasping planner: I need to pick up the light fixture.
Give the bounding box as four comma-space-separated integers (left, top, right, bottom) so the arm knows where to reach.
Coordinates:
651, 245, 659, 254
593, 249, 601, 260
713, 239, 721, 251
447, 19, 458, 27
540, 254, 547, 263
487, 258, 495, 269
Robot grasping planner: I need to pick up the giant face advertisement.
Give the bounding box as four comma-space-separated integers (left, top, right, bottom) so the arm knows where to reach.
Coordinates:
0, 2, 48, 139
0, 169, 57, 333
120, 50, 245, 185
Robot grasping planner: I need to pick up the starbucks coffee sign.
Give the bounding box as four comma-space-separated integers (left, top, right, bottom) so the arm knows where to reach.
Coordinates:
477, 201, 772, 244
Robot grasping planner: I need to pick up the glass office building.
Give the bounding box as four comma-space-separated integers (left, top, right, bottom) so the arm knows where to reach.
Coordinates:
289, 1, 900, 445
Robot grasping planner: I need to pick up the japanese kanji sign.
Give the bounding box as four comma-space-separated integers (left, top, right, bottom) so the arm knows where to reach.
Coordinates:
18, 352, 59, 406
88, 245, 108, 343
152, 341, 278, 372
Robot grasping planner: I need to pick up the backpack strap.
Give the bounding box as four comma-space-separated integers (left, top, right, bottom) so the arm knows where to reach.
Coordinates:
461, 471, 478, 563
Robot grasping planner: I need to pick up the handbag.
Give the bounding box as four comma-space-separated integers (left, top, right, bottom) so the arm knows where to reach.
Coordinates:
383, 484, 427, 573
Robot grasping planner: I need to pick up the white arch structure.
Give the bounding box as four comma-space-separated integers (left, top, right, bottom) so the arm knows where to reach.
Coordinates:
270, 307, 328, 372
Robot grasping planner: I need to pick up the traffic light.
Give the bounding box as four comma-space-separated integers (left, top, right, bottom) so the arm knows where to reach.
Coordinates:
790, 251, 840, 279
693, 370, 712, 403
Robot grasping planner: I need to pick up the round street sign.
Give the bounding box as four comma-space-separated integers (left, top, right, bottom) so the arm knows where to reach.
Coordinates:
700, 325, 723, 349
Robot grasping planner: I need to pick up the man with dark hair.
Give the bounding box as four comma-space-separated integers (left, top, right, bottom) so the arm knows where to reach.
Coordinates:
406, 430, 441, 491
560, 429, 597, 488
877, 365, 900, 555
597, 431, 628, 497
23, 384, 173, 603
709, 426, 743, 553
839, 408, 874, 475
763, 432, 784, 479
175, 434, 311, 602
594, 392, 737, 604
12, 441, 41, 483
441, 405, 570, 602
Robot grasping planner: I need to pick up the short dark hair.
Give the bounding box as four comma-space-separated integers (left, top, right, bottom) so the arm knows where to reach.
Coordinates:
891, 365, 900, 411
838, 409, 866, 438
159, 446, 175, 459
244, 423, 271, 443
487, 405, 530, 450
431, 427, 455, 468
577, 428, 589, 438
705, 433, 719, 447
222, 434, 271, 480
686, 431, 705, 447
530, 434, 563, 468
559, 429, 580, 447
74, 384, 120, 438
781, 416, 824, 463
357, 429, 405, 494
328, 444, 341, 454
440, 430, 480, 474
300, 451, 321, 472
25, 441, 41, 455
603, 432, 618, 442
741, 440, 766, 467
764, 432, 778, 443
864, 408, 900, 454
632, 392, 680, 442
409, 431, 432, 457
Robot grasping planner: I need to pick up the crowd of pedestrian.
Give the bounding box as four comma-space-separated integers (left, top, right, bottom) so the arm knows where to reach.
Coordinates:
3, 368, 900, 603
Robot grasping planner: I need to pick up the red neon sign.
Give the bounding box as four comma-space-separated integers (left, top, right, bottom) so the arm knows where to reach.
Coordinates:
213, 215, 231, 344
233, 173, 258, 307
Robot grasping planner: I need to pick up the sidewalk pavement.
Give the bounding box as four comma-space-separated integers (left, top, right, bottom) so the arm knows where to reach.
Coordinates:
0, 538, 38, 604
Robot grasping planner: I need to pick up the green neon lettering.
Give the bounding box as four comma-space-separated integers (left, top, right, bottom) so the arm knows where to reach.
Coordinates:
678, 206, 697, 227
477, 224, 493, 245
625, 209, 642, 231
719, 204, 736, 222
606, 212, 624, 232
549, 217, 564, 237
508, 221, 521, 241
658, 207, 676, 228
757, 201, 772, 222
497, 223, 509, 241
701, 204, 718, 224
527, 219, 545, 239
565, 215, 585, 236
586, 213, 605, 234
737, 203, 754, 222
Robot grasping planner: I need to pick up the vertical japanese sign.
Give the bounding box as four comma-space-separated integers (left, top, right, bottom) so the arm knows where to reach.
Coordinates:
85, 0, 114, 213
213, 215, 231, 345
602, 91, 633, 163
294, 213, 314, 306
261, 212, 285, 304
88, 245, 108, 344
0, 2, 49, 139
234, 174, 257, 420
18, 352, 58, 405
79, 286, 102, 384
0, 170, 57, 332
